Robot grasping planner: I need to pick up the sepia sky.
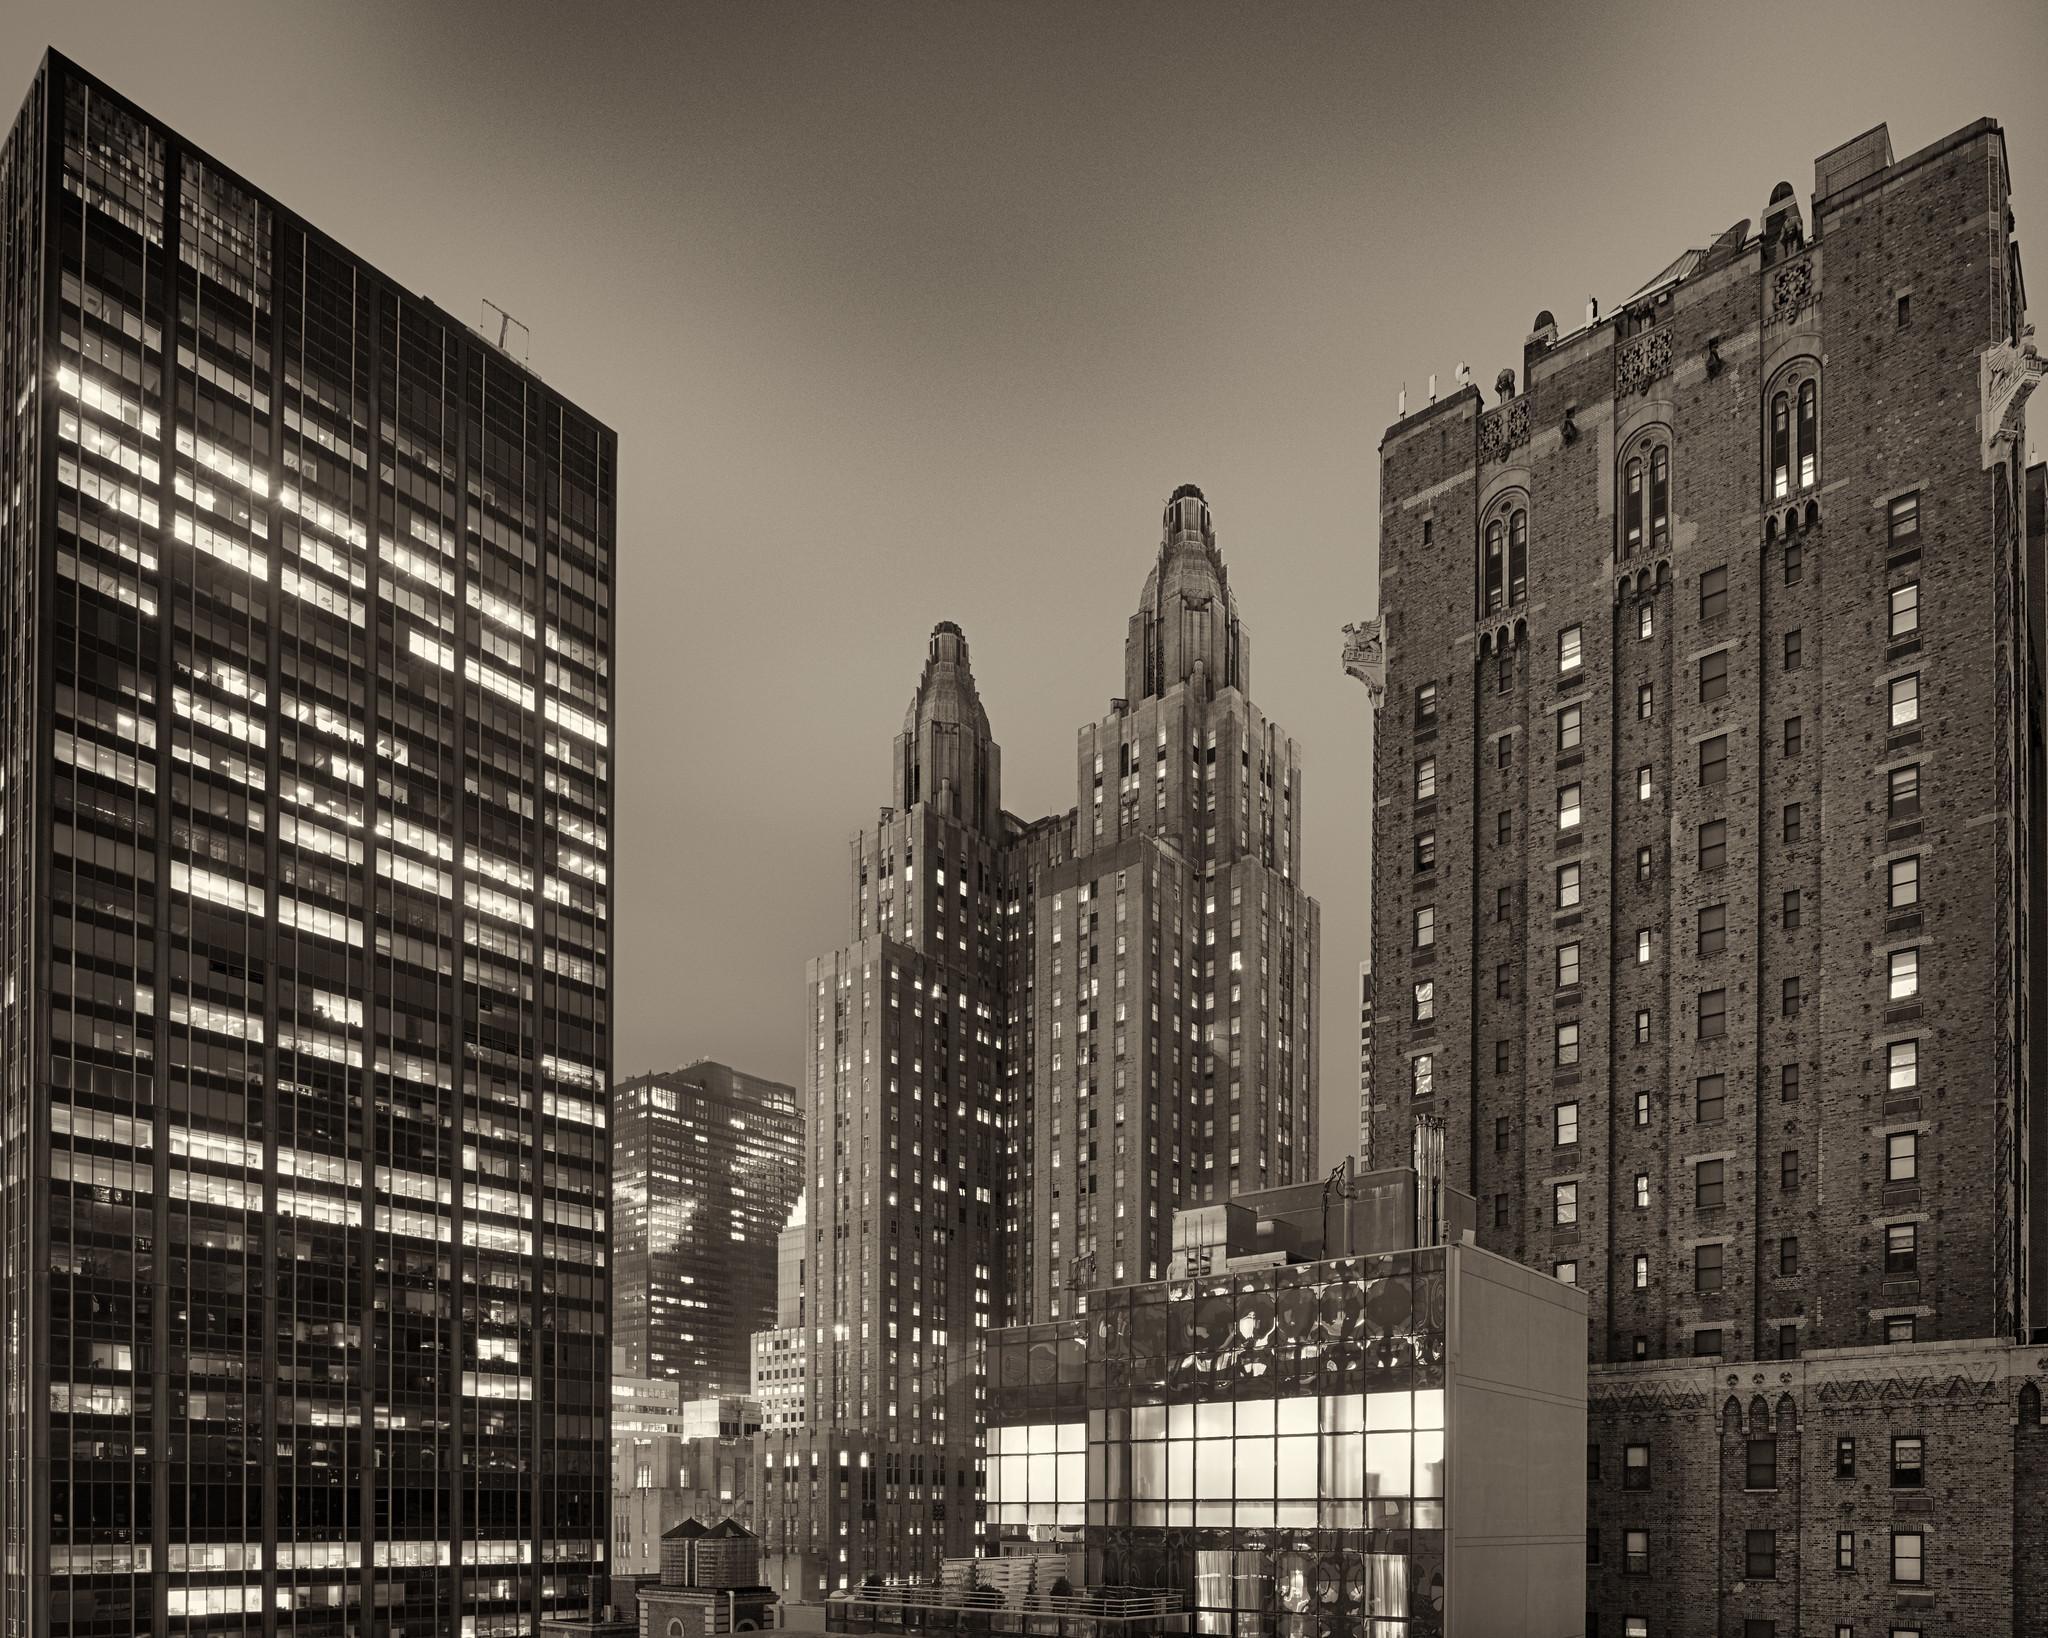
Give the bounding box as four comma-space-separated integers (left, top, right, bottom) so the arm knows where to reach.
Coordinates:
6, 1, 2044, 1160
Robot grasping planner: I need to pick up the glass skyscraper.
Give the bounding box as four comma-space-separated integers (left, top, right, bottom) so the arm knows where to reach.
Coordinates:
0, 52, 616, 1638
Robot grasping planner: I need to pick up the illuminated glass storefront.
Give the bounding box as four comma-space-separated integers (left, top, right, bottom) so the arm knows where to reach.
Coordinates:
987, 1248, 1451, 1637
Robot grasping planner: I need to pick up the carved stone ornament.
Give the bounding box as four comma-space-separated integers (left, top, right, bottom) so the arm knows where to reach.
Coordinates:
1341, 618, 1387, 711
1615, 328, 1673, 396
1479, 395, 1531, 463
1772, 256, 1815, 323
1979, 328, 2043, 469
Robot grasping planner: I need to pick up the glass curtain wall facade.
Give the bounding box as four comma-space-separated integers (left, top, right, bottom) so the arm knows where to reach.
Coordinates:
0, 52, 616, 1638
987, 1250, 1451, 1638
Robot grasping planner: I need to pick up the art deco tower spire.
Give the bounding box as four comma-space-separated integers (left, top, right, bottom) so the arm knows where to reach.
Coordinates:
1125, 482, 1249, 703
891, 620, 1003, 839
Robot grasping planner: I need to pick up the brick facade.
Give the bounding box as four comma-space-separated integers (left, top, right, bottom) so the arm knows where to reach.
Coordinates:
1359, 116, 2047, 1634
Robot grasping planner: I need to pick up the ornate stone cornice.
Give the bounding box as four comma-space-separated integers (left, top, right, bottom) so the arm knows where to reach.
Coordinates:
1980, 328, 2043, 470
1341, 618, 1385, 712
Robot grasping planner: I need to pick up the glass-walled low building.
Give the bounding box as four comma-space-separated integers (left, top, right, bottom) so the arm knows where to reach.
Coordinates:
984, 1168, 1588, 1638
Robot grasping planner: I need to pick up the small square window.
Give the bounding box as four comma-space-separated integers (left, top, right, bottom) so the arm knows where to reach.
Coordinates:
1700, 565, 1729, 620
1781, 1062, 1800, 1102
1889, 946, 1919, 1000
1886, 1130, 1918, 1182
1783, 803, 1803, 844
1696, 1074, 1725, 1124
1553, 1259, 1577, 1285
1784, 715, 1803, 757
1557, 704, 1582, 753
1887, 1039, 1918, 1092
1783, 628, 1803, 670
1693, 1327, 1723, 1358
1698, 988, 1727, 1039
1888, 492, 1920, 545
1836, 1436, 1857, 1477
1699, 648, 1729, 702
1623, 1443, 1650, 1490
1889, 855, 1919, 909
1557, 862, 1581, 909
1889, 581, 1920, 638
1779, 1234, 1798, 1276
1699, 733, 1728, 786
1888, 763, 1921, 821
1889, 672, 1920, 729
1559, 624, 1584, 675
1886, 1314, 1918, 1344
1698, 903, 1726, 955
1695, 1158, 1725, 1208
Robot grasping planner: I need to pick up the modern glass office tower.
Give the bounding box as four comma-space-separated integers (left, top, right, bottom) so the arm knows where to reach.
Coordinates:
612, 1062, 802, 1400
0, 52, 617, 1638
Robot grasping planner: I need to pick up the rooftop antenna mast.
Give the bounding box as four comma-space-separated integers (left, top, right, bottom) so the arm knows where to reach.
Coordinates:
480, 298, 530, 366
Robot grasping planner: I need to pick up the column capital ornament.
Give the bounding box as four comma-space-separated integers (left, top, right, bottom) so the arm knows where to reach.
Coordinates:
1341, 617, 1386, 711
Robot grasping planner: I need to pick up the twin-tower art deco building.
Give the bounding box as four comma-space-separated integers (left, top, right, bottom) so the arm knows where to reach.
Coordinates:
760, 487, 1321, 1594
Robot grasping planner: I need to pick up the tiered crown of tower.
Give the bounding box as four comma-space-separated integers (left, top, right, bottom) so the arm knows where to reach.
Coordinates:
1125, 483, 1248, 702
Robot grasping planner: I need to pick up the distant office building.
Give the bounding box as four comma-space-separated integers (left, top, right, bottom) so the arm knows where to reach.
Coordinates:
974, 1161, 1588, 1638
609, 1378, 763, 1584
0, 51, 617, 1636
778, 1193, 807, 1328
613, 1060, 803, 1399
751, 1328, 807, 1433
1353, 116, 2048, 1635
1357, 963, 1375, 1166
768, 491, 1322, 1594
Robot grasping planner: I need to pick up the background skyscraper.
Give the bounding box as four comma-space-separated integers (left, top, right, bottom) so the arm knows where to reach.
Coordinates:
0, 52, 615, 1636
763, 490, 1319, 1594
611, 1061, 803, 1399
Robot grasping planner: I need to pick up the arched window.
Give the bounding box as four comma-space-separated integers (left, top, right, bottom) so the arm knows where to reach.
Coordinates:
1771, 393, 1791, 499
1483, 519, 1504, 613
1508, 509, 1528, 605
1797, 379, 1817, 489
1649, 447, 1670, 550
1480, 501, 1529, 615
1769, 371, 1820, 500
1624, 459, 1643, 555
1621, 439, 1670, 557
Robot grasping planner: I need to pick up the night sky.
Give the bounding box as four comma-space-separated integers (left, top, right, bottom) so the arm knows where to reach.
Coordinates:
7, 1, 2042, 1160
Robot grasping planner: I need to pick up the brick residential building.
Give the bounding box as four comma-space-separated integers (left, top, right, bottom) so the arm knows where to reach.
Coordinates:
1353, 119, 2047, 1635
